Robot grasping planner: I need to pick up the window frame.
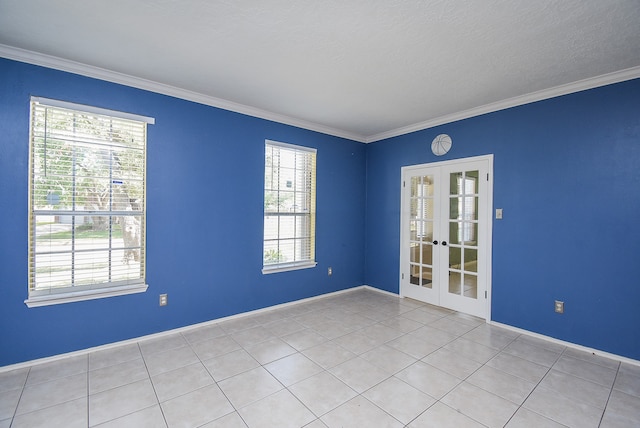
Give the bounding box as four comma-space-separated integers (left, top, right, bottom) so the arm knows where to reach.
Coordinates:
25, 97, 154, 307
262, 140, 317, 274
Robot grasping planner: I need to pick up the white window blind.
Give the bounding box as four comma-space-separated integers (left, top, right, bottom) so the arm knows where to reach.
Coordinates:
27, 97, 152, 306
263, 140, 317, 273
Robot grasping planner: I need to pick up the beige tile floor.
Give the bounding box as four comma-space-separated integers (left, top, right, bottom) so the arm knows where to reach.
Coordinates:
1, 288, 639, 427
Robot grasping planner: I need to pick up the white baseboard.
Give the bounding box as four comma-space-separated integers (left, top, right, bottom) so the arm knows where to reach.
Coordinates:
367, 287, 639, 367
3, 284, 638, 372
0, 285, 365, 373
490, 321, 640, 367
362, 284, 400, 298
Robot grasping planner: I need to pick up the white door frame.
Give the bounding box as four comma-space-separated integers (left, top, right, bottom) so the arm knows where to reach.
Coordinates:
399, 154, 494, 322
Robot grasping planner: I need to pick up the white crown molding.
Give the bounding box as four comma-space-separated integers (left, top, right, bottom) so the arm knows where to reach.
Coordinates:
0, 44, 368, 143
365, 66, 640, 143
2, 44, 638, 145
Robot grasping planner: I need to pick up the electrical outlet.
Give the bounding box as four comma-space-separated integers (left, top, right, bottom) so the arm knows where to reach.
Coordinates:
328, 267, 332, 276
554, 300, 564, 314
159, 294, 168, 306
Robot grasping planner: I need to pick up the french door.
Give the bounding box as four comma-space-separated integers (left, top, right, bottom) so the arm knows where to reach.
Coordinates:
400, 155, 493, 319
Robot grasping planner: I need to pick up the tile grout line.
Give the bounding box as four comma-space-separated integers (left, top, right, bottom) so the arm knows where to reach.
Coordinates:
473, 330, 525, 428
224, 298, 594, 427
203, 313, 333, 425
136, 341, 168, 428
8, 366, 31, 427
522, 346, 620, 426
10, 363, 92, 426
88, 347, 162, 427
419, 325, 513, 428
6, 290, 632, 428
597, 361, 622, 428
237, 304, 400, 426
185, 330, 245, 426
499, 356, 553, 427
389, 320, 513, 427
329, 317, 490, 427
258, 312, 353, 426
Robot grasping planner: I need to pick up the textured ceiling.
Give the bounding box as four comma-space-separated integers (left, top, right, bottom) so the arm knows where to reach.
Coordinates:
1, 0, 639, 142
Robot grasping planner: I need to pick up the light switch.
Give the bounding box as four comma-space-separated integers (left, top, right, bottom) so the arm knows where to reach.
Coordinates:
496, 208, 503, 219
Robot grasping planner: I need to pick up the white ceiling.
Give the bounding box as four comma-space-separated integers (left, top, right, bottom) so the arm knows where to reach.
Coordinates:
1, 0, 639, 142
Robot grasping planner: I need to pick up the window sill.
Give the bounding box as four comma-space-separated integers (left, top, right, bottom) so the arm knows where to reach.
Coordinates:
262, 262, 317, 275
24, 283, 148, 308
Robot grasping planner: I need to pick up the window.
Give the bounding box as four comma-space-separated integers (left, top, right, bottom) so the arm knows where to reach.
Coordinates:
26, 97, 153, 307
263, 140, 317, 273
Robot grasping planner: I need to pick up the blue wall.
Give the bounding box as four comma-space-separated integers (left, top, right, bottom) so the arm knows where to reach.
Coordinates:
0, 58, 366, 366
1, 57, 639, 365
365, 79, 640, 360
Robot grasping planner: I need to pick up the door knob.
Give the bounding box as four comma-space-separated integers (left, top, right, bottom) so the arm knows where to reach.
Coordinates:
442, 241, 448, 246
432, 240, 438, 245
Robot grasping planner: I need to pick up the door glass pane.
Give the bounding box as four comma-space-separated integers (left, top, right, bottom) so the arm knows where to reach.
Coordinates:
421, 267, 432, 288
410, 220, 418, 240
410, 199, 418, 217
410, 264, 420, 285
421, 243, 432, 265
466, 170, 479, 193
410, 243, 420, 264
450, 172, 463, 195
464, 274, 478, 298
449, 247, 461, 269
411, 175, 434, 198
449, 271, 461, 294
410, 177, 420, 197
463, 196, 478, 220
464, 248, 478, 272
449, 222, 461, 245
421, 221, 433, 241
461, 223, 478, 245
423, 176, 434, 196
420, 199, 434, 220
449, 197, 461, 220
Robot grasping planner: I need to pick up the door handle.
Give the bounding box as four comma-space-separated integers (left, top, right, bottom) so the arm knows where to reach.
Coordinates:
432, 240, 438, 245
442, 241, 448, 246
